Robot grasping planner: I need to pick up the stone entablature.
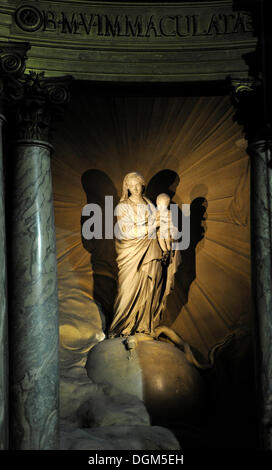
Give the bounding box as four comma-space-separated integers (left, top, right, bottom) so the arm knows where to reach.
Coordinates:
0, 1, 257, 81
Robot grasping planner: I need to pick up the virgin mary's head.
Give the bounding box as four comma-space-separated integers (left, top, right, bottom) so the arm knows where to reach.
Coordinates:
121, 172, 145, 201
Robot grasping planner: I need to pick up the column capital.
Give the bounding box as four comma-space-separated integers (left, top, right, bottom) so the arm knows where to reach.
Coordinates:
8, 72, 73, 144
229, 76, 272, 145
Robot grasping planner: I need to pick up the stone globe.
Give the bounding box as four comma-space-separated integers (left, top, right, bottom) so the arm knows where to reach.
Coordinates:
86, 335, 206, 425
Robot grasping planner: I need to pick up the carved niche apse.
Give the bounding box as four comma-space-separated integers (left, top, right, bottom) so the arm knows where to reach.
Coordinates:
52, 92, 251, 369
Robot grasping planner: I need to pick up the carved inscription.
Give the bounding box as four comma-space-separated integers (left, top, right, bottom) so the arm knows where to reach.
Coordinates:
14, 4, 253, 39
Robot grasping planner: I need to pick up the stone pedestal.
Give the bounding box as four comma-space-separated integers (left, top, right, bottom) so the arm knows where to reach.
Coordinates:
9, 139, 59, 449
0, 112, 8, 450
248, 140, 272, 449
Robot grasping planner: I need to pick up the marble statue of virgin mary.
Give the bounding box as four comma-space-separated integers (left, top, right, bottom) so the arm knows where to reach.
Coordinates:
108, 171, 181, 338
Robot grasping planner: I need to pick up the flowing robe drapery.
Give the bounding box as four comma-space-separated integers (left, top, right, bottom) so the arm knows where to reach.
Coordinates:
108, 197, 181, 337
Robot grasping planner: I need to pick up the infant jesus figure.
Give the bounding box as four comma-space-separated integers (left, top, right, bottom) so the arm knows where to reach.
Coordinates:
156, 193, 175, 264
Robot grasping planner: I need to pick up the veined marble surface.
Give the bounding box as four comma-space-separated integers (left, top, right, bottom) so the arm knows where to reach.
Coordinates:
0, 114, 8, 450
10, 141, 59, 449
250, 142, 272, 448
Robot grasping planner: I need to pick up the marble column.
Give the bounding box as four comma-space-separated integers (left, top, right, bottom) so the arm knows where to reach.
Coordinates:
248, 140, 272, 449
8, 73, 71, 449
0, 41, 30, 450
0, 110, 8, 450
10, 140, 59, 449
230, 75, 272, 449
